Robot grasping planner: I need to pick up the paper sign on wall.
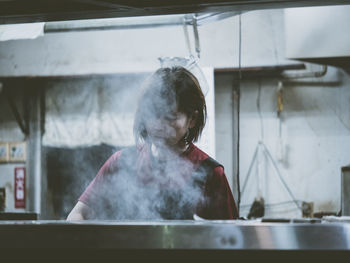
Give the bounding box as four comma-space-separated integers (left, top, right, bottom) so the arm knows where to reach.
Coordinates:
14, 167, 26, 209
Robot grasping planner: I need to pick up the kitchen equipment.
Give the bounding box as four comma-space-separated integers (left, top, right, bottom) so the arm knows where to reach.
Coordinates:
341, 165, 350, 216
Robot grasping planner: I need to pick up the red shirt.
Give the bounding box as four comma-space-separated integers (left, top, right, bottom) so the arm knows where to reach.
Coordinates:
79, 143, 239, 220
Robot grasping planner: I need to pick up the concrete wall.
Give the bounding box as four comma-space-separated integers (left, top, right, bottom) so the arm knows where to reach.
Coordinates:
0, 9, 290, 76
239, 68, 350, 218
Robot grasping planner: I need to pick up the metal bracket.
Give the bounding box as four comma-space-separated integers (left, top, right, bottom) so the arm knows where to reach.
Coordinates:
182, 14, 201, 60
241, 141, 302, 212
192, 14, 201, 59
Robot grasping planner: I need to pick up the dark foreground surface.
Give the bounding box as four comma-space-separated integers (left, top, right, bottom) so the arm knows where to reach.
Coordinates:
0, 220, 349, 262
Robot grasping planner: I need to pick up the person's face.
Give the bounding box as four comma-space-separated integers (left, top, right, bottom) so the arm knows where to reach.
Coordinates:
145, 110, 196, 148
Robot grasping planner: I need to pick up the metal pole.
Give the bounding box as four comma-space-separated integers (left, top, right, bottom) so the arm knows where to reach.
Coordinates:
27, 84, 42, 216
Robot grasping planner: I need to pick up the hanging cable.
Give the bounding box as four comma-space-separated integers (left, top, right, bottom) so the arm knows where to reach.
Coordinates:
256, 79, 264, 205
235, 13, 242, 212
276, 81, 284, 162
241, 72, 303, 215
261, 143, 302, 211
268, 12, 279, 66
238, 14, 242, 80
257, 79, 264, 141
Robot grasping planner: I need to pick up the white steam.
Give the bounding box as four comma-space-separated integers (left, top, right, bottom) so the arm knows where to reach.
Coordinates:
89, 69, 208, 220
92, 146, 207, 220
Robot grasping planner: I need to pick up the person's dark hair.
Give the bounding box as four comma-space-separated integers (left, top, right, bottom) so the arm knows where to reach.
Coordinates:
134, 66, 207, 145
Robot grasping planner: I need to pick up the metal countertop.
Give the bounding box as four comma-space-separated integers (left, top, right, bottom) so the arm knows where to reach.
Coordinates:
0, 219, 349, 250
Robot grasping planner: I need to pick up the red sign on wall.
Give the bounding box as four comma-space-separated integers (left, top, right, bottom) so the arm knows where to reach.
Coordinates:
14, 167, 26, 209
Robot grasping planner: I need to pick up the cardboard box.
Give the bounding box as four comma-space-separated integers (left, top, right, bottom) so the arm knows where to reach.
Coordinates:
0, 142, 9, 163
8, 142, 26, 162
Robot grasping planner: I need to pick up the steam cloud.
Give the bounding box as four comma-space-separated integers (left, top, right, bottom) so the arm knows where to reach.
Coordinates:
89, 70, 207, 220
94, 151, 206, 220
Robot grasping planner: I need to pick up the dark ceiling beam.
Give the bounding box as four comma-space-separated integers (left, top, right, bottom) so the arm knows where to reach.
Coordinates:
0, 0, 349, 24
71, 0, 140, 10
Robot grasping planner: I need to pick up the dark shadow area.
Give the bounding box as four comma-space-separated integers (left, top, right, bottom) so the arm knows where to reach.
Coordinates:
44, 143, 121, 219
1, 249, 349, 262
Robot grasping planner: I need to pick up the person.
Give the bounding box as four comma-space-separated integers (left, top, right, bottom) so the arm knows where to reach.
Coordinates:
67, 66, 239, 220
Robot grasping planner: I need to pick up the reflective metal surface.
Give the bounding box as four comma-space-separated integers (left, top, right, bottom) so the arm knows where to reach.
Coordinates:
0, 220, 349, 250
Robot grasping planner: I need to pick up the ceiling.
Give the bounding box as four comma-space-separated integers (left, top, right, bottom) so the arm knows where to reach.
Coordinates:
1, 0, 350, 71
1, 0, 349, 24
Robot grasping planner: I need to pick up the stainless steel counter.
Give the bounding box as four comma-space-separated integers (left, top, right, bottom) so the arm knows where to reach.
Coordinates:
0, 219, 350, 250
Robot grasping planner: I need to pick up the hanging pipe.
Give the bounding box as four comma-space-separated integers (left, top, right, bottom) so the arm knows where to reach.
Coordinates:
282, 64, 327, 79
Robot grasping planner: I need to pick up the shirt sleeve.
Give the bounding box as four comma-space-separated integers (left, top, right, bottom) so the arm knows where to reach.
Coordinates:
78, 150, 122, 209
198, 166, 239, 219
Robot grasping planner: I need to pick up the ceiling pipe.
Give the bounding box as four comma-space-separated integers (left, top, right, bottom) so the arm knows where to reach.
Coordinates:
281, 64, 327, 79
43, 12, 238, 33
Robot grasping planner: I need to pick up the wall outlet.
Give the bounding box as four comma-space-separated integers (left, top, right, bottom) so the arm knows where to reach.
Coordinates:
8, 142, 26, 162
0, 142, 9, 163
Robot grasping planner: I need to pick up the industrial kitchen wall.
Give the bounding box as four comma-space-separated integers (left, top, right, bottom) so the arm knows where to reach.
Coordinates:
0, 7, 350, 218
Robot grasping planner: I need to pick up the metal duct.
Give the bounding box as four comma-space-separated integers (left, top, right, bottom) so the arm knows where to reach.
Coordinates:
285, 5, 350, 70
